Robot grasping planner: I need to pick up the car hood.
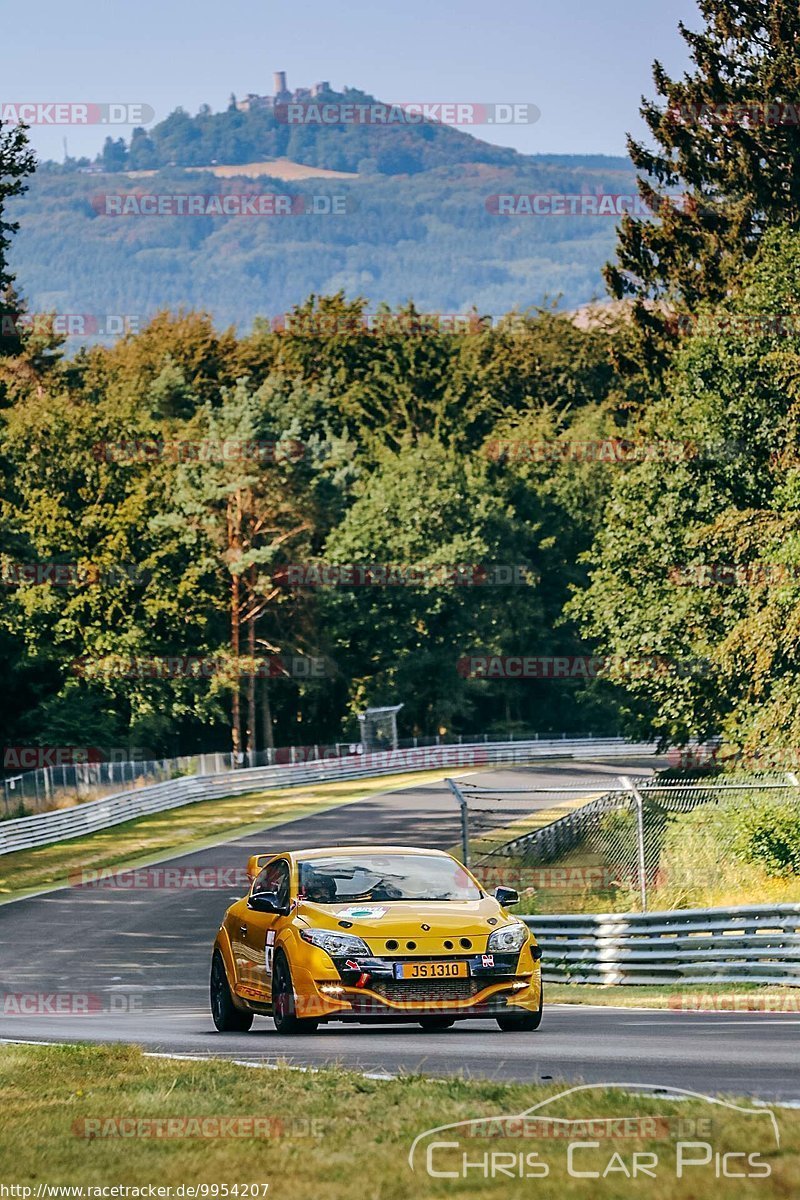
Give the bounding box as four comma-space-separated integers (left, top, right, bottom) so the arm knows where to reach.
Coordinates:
295, 896, 514, 937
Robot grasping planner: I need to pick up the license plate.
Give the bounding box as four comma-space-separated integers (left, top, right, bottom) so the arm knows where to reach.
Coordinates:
396, 961, 469, 979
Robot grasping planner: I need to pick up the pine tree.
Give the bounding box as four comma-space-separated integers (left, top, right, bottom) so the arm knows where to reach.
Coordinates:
607, 0, 800, 330
0, 121, 36, 357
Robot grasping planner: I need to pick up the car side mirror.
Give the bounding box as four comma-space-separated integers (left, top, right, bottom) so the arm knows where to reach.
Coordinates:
248, 889, 283, 914
494, 886, 519, 907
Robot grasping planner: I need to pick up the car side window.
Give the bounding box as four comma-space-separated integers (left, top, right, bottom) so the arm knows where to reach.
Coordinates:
253, 860, 290, 908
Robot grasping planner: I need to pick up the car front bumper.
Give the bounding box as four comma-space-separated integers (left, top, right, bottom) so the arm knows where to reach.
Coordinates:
289, 951, 542, 1021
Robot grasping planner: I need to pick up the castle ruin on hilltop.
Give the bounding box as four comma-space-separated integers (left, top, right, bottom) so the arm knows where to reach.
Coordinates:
234, 72, 331, 114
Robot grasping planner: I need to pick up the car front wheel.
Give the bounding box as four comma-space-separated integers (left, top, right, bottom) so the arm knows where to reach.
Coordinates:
210, 951, 254, 1032
272, 954, 319, 1035
496, 987, 543, 1032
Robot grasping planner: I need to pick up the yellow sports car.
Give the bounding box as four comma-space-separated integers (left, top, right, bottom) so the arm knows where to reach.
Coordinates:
210, 845, 542, 1034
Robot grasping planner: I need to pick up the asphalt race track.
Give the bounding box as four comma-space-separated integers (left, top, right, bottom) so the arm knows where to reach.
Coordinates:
1, 758, 798, 1102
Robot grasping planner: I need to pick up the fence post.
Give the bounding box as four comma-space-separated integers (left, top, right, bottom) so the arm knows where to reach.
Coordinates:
446, 778, 470, 867
787, 772, 800, 789
620, 775, 647, 912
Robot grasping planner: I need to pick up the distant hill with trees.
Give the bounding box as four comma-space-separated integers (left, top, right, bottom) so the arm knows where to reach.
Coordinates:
12, 150, 638, 334
51, 85, 530, 177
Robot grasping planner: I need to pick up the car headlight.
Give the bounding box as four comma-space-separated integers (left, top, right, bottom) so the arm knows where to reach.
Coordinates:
300, 928, 371, 958
487, 922, 528, 954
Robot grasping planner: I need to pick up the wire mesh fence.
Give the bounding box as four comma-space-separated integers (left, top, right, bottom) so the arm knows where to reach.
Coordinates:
448, 771, 800, 914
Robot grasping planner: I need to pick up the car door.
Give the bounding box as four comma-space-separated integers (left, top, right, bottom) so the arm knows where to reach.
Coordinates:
236, 858, 291, 999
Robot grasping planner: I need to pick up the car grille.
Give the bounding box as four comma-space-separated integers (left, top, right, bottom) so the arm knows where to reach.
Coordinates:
368, 977, 483, 1004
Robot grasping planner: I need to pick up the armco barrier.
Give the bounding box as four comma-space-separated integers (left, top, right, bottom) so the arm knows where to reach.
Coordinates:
525, 905, 800, 987
0, 737, 655, 857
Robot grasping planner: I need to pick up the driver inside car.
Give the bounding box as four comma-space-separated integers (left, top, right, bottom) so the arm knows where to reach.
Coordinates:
301, 870, 337, 904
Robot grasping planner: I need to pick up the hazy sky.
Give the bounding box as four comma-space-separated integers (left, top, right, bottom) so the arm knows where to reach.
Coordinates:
4, 0, 699, 162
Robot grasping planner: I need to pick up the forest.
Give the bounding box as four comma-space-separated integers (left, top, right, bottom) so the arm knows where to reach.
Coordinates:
3, 0, 800, 761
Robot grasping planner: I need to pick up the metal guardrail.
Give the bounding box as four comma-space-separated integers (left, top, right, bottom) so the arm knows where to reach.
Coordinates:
0, 737, 656, 857
524, 905, 800, 987
0, 731, 634, 816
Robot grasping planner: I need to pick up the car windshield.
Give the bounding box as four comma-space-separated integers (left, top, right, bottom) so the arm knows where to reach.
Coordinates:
298, 854, 482, 903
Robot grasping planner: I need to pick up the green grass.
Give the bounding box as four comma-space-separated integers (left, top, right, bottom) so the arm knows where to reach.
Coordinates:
548, 982, 800, 1009
0, 767, 468, 901
0, 1043, 797, 1198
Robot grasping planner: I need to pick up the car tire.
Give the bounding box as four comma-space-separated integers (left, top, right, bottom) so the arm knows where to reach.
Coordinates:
210, 951, 254, 1032
496, 987, 543, 1032
419, 1017, 455, 1032
272, 953, 319, 1035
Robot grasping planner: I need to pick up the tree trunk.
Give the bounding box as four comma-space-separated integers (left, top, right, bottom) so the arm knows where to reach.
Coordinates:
261, 674, 275, 756
246, 568, 257, 762
230, 570, 242, 758
229, 493, 242, 760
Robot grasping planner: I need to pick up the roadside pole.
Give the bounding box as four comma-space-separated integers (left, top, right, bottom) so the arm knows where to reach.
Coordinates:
620, 775, 648, 912
446, 778, 470, 867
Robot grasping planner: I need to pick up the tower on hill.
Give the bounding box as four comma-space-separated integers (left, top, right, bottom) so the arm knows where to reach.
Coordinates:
235, 72, 332, 113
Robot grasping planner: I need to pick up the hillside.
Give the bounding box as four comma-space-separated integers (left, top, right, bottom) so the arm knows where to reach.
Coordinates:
60, 84, 528, 177
9, 89, 638, 335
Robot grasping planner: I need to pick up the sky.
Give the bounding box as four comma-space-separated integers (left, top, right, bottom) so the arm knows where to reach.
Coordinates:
3, 0, 700, 163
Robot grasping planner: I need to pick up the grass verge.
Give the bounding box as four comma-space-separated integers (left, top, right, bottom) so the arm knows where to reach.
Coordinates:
547, 982, 800, 1009
0, 1043, 797, 1198
0, 767, 467, 901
